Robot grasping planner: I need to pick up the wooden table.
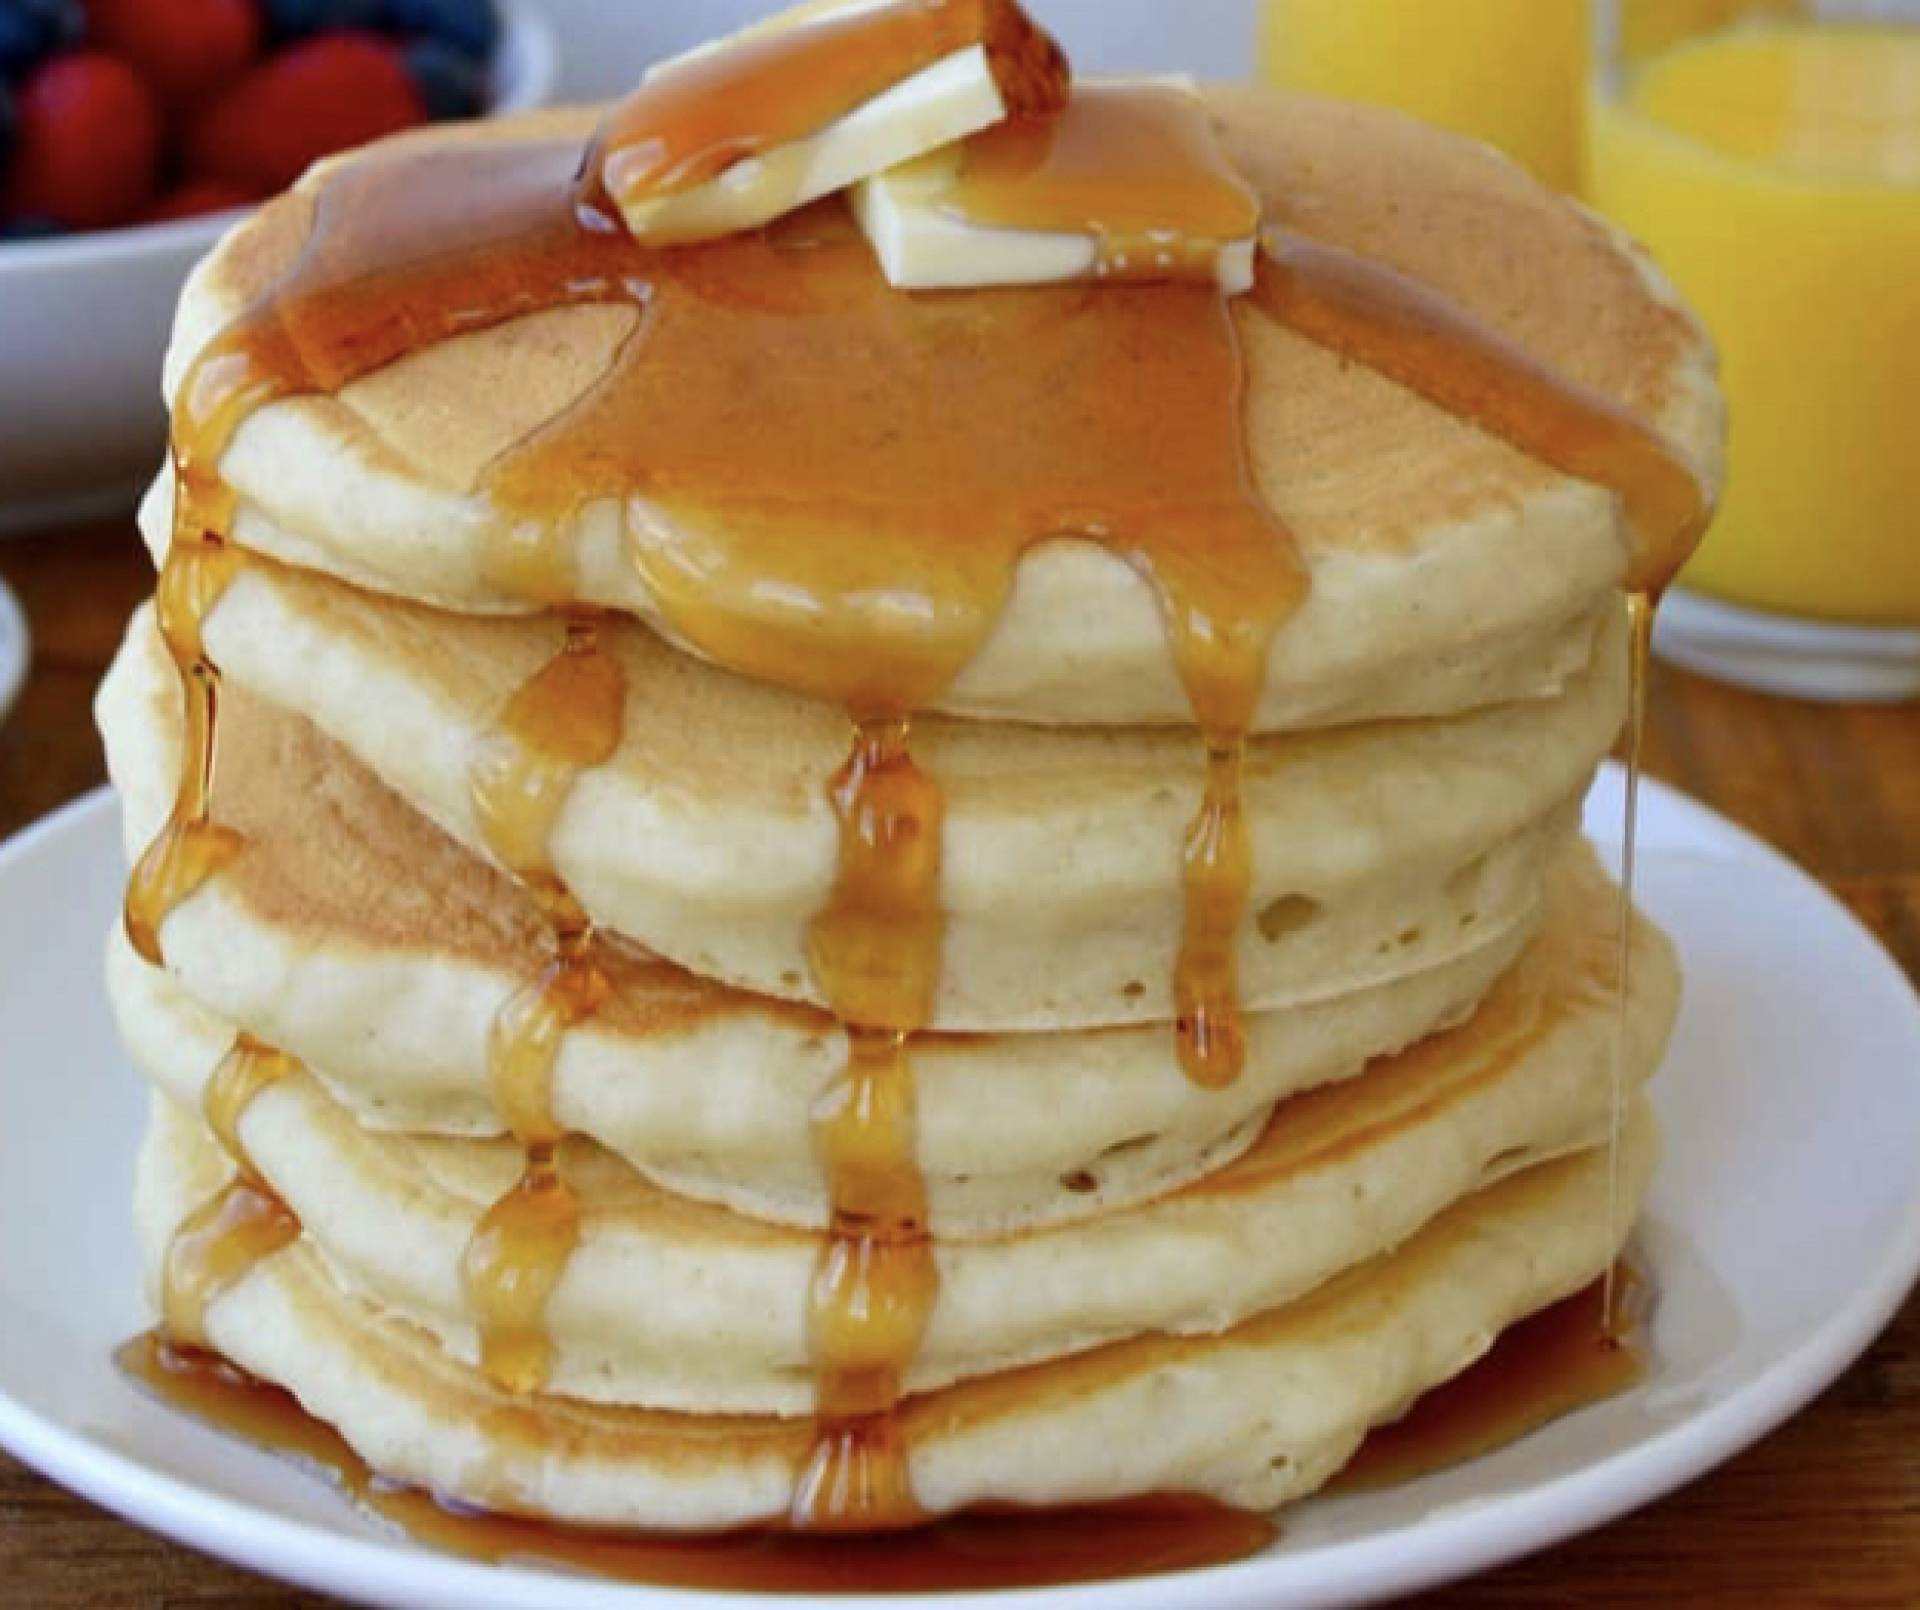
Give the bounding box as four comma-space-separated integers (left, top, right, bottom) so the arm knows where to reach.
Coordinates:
2, 521, 1916, 1608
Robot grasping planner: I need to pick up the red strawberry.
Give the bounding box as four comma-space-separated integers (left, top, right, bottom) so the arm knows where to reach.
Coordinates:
88, 0, 261, 111
185, 32, 426, 195
138, 177, 259, 224
3, 52, 161, 230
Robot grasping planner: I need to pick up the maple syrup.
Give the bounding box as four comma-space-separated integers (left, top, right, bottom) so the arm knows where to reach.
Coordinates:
125, 53, 1715, 1569
462, 614, 627, 1393
202, 1035, 298, 1179
116, 1330, 1277, 1589
122, 531, 246, 968
160, 1181, 301, 1352
588, 0, 1069, 222
1333, 1265, 1649, 1491
1250, 234, 1710, 591
1608, 592, 1659, 1330
797, 721, 945, 1528
943, 81, 1260, 281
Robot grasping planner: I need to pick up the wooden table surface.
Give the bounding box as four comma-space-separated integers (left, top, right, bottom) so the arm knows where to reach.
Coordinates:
1, 522, 1916, 1608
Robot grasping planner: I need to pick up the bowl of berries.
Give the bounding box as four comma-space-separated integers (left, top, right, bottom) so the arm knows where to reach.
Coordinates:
0, 0, 556, 534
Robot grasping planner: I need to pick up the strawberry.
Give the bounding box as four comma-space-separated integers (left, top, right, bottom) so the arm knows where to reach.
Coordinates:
185, 32, 425, 194
3, 51, 160, 229
87, 0, 260, 110
138, 176, 257, 223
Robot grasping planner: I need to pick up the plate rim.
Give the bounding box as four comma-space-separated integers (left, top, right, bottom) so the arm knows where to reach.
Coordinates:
2, 774, 1917, 1610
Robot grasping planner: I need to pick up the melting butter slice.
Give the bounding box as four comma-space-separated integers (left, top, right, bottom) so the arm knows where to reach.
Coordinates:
589, 0, 1069, 246
854, 79, 1262, 293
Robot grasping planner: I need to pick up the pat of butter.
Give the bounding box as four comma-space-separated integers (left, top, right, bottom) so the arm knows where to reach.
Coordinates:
594, 0, 1069, 247
854, 78, 1260, 294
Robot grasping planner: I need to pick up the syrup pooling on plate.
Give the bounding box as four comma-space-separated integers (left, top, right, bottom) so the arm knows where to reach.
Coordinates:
116, 1332, 1277, 1588
1332, 1265, 1648, 1492
587, 0, 1069, 218
941, 81, 1261, 280
463, 613, 626, 1394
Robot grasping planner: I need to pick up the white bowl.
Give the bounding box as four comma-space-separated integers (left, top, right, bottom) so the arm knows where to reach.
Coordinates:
0, 0, 557, 537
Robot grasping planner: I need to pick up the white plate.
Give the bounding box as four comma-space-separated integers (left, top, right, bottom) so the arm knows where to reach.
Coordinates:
1, 770, 1917, 1610
0, 579, 25, 726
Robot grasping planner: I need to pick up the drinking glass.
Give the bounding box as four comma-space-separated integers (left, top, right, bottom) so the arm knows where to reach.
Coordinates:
1258, 0, 1590, 189
1589, 0, 1920, 700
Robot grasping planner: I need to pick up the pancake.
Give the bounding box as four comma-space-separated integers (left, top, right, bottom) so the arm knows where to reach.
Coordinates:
107, 559, 1624, 1031
155, 92, 1722, 732
100, 623, 1534, 1235
135, 1096, 1658, 1527
114, 836, 1677, 1414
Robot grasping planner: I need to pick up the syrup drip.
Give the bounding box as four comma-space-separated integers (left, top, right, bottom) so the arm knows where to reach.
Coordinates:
1248, 237, 1710, 1341
462, 615, 626, 1395
160, 1181, 301, 1351
942, 81, 1260, 282
1333, 1265, 1648, 1492
1607, 592, 1658, 1331
202, 1035, 298, 1179
162, 1037, 305, 1355
588, 0, 1068, 218
117, 1331, 1277, 1590
1176, 742, 1253, 1088
122, 532, 246, 967
1252, 233, 1711, 589
796, 721, 944, 1531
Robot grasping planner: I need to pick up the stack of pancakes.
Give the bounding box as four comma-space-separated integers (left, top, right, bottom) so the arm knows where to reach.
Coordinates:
98, 86, 1722, 1532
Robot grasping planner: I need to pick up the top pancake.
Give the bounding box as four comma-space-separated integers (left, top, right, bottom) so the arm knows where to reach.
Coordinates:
159, 90, 1723, 731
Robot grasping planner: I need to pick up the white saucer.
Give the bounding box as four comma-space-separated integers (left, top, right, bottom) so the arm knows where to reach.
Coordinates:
0, 578, 26, 727
2, 771, 1917, 1610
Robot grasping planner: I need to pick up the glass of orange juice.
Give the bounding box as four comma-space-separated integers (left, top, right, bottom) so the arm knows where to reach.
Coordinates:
1258, 0, 1591, 189
1588, 0, 1920, 700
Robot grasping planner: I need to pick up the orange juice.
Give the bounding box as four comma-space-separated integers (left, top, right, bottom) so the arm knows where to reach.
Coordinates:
1588, 21, 1920, 625
1258, 0, 1589, 188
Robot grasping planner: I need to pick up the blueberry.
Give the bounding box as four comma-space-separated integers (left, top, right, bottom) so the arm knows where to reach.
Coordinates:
0, 0, 84, 81
405, 37, 488, 120
259, 0, 383, 42
382, 0, 499, 61
0, 212, 64, 240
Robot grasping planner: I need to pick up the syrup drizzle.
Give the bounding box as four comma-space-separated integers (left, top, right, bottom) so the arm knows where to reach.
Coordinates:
1248, 233, 1709, 1336
122, 531, 246, 968
795, 720, 945, 1529
202, 1035, 298, 1178
462, 614, 626, 1394
1607, 592, 1658, 1329
161, 1181, 301, 1352
1250, 233, 1709, 591
128, 73, 1715, 1555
